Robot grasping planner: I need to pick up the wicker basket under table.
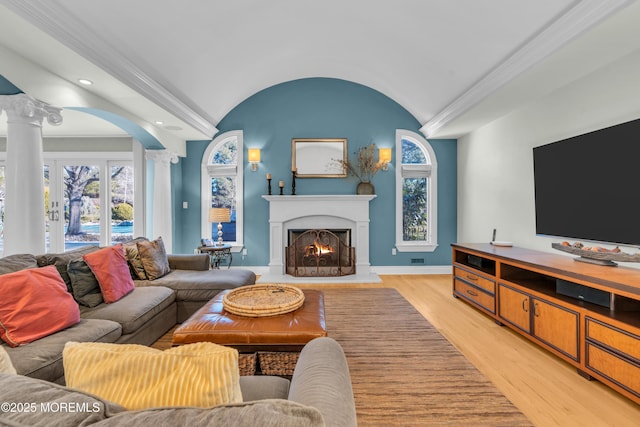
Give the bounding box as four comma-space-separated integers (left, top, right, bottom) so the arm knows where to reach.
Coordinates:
238, 353, 257, 376
257, 351, 300, 377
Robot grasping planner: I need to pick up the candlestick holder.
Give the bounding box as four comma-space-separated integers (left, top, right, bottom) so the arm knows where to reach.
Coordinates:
267, 178, 272, 195
279, 186, 284, 195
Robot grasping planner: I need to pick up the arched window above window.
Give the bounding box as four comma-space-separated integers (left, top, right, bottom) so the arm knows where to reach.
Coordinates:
395, 129, 438, 252
201, 130, 244, 250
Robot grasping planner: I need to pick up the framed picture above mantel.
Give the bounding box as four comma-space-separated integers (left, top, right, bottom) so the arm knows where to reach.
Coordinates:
292, 138, 347, 178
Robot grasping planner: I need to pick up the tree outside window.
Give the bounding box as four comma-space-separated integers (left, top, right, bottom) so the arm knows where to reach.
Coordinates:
402, 139, 428, 241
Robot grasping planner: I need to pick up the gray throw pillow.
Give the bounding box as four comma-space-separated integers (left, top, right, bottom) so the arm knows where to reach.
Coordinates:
0, 254, 38, 275
67, 259, 104, 307
37, 245, 100, 292
136, 237, 171, 281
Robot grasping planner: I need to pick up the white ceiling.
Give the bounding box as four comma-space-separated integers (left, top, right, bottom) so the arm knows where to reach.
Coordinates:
1, 0, 639, 146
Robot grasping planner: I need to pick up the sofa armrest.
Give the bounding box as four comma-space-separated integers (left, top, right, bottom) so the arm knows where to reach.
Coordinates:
288, 337, 357, 427
167, 254, 210, 271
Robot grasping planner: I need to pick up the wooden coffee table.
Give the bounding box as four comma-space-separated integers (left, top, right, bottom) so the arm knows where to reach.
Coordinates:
172, 288, 327, 375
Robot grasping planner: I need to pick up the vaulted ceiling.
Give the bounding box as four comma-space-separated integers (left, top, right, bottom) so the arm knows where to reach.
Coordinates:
1, 0, 639, 150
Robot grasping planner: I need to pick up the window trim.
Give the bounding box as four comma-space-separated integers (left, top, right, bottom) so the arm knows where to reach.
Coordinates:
201, 130, 244, 252
395, 129, 438, 252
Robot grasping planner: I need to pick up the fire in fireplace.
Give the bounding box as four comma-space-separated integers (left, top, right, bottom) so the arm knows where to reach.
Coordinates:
286, 229, 355, 277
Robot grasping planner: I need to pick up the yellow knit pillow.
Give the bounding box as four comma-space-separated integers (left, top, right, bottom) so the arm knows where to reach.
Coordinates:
63, 341, 242, 410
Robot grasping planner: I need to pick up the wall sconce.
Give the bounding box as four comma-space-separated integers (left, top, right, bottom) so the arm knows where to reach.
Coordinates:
248, 148, 261, 171
379, 148, 392, 171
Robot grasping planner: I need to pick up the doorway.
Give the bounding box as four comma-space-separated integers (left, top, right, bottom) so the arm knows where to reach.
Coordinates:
45, 156, 136, 252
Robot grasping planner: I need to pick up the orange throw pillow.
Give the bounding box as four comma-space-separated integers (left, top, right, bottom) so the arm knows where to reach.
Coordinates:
0, 266, 80, 347
83, 245, 135, 303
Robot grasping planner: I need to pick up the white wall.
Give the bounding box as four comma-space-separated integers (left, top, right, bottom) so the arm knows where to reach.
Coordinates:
458, 48, 640, 257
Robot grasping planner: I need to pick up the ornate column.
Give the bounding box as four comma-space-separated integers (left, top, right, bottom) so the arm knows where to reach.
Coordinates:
0, 94, 62, 255
145, 149, 179, 253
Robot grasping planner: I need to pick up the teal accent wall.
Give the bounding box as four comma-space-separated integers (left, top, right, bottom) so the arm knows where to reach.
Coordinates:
0, 74, 22, 95
175, 78, 457, 266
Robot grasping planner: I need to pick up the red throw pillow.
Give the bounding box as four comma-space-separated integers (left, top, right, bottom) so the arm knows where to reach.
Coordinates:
83, 245, 135, 303
0, 266, 80, 347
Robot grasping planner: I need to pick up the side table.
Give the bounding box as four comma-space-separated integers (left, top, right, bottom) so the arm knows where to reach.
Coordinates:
198, 244, 232, 269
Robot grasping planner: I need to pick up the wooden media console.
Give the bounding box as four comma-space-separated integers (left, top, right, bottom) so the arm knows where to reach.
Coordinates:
452, 243, 640, 405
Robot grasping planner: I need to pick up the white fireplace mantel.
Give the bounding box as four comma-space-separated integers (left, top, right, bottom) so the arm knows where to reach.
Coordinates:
259, 195, 379, 283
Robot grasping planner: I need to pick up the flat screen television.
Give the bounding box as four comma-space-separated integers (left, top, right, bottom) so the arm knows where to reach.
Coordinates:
533, 117, 640, 247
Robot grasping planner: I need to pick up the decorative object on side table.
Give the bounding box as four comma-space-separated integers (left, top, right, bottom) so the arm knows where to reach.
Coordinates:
208, 207, 230, 246
552, 241, 640, 266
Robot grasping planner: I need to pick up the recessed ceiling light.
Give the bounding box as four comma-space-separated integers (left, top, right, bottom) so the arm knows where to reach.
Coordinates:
78, 79, 93, 85
155, 121, 164, 125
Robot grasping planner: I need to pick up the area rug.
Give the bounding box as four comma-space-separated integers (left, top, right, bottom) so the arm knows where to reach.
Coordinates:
322, 288, 532, 426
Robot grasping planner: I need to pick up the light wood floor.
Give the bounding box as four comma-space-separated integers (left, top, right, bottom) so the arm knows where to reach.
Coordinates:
294, 275, 640, 427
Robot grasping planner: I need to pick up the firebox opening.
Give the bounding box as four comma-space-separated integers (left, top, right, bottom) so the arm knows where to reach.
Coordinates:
286, 229, 356, 277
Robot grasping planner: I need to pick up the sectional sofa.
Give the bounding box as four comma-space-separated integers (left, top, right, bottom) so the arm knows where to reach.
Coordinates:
0, 337, 357, 427
0, 241, 358, 426
0, 240, 256, 383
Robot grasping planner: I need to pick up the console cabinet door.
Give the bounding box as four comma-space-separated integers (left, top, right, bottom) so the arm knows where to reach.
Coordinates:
532, 298, 579, 361
498, 284, 530, 333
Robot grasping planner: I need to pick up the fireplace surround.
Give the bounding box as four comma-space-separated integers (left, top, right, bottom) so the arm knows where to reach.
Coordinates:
260, 195, 378, 283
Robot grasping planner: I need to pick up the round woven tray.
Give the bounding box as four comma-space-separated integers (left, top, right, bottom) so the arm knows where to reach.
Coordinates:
222, 284, 305, 317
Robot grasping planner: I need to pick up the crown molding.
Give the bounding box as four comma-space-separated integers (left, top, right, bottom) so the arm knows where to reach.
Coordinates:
420, 0, 633, 138
1, 0, 218, 138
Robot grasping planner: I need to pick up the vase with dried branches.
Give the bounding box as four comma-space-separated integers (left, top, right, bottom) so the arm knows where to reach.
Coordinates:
336, 143, 384, 194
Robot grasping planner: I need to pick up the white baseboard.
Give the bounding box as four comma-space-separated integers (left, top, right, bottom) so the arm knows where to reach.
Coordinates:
233, 265, 452, 277
257, 272, 382, 284
372, 265, 452, 275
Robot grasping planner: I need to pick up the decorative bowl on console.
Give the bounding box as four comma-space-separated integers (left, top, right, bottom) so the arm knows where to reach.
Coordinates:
551, 242, 640, 267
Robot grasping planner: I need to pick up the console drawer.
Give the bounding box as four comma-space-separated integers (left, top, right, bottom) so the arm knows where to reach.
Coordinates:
454, 278, 495, 313
454, 267, 495, 294
586, 317, 640, 363
586, 343, 640, 398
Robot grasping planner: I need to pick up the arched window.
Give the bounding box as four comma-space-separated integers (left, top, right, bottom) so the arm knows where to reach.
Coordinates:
395, 129, 437, 252
201, 130, 244, 250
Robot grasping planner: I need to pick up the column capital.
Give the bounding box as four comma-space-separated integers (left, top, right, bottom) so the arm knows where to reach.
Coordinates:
0, 93, 63, 127
145, 149, 179, 165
